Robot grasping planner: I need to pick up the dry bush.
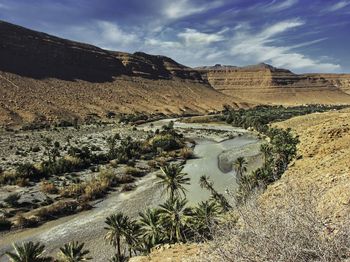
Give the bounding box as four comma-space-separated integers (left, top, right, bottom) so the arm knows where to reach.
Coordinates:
148, 160, 157, 168
34, 200, 78, 221
83, 179, 109, 200
121, 184, 136, 192
115, 174, 135, 184
14, 215, 38, 228
40, 181, 58, 194
60, 183, 85, 198
15, 177, 30, 187
98, 169, 118, 186
124, 166, 144, 177
179, 147, 194, 159
0, 170, 19, 185
200, 192, 350, 262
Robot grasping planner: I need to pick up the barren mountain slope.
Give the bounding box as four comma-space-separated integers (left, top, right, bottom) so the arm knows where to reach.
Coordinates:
197, 64, 350, 105
0, 21, 243, 127
263, 108, 350, 223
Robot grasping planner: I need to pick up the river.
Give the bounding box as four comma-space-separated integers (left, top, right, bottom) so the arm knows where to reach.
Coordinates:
0, 119, 261, 261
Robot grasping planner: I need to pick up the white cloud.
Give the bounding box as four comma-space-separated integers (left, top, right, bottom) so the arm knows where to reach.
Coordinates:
96, 21, 138, 47
327, 0, 350, 12
56, 21, 139, 51
230, 19, 341, 72
145, 38, 182, 49
163, 0, 223, 19
266, 0, 299, 12
178, 28, 225, 45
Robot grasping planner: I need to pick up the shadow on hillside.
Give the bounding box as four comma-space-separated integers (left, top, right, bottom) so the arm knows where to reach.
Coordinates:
0, 50, 127, 83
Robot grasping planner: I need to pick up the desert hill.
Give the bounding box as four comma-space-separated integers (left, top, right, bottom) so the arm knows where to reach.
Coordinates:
196, 64, 350, 105
0, 20, 242, 127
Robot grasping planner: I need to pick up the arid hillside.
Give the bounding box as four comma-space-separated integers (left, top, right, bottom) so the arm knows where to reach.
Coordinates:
263, 108, 350, 223
197, 64, 350, 105
0, 21, 242, 127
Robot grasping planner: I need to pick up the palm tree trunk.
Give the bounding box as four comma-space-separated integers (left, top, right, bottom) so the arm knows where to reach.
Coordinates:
117, 237, 121, 260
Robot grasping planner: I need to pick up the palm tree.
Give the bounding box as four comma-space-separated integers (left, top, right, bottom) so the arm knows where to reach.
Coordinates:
260, 144, 272, 167
5, 241, 51, 262
104, 213, 129, 260
189, 201, 221, 239
124, 219, 141, 257
58, 241, 92, 261
157, 164, 190, 200
138, 208, 164, 252
233, 157, 248, 180
159, 197, 188, 243
199, 175, 231, 211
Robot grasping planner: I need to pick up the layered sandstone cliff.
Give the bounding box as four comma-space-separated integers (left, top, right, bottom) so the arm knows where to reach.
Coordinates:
197, 64, 350, 105
306, 74, 350, 95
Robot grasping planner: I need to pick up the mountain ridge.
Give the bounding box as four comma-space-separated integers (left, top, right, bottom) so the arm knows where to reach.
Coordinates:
0, 20, 242, 127
196, 64, 350, 105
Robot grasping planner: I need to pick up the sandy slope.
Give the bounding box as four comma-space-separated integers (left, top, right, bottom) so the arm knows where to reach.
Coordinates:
0, 72, 244, 127
263, 108, 350, 223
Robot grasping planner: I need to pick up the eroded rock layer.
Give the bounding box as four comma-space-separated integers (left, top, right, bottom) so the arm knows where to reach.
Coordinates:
197, 64, 350, 105
306, 74, 350, 95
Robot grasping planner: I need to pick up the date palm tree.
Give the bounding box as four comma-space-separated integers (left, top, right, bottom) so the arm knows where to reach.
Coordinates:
157, 164, 190, 200
138, 208, 164, 252
159, 197, 188, 243
5, 241, 51, 262
190, 200, 221, 239
124, 219, 141, 258
260, 144, 272, 167
104, 213, 129, 260
199, 175, 231, 211
58, 241, 91, 262
233, 156, 248, 180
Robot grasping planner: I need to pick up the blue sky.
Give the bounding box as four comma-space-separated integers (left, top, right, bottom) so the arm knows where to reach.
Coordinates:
0, 0, 349, 73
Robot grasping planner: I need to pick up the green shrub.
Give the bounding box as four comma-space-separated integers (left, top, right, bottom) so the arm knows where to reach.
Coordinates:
151, 134, 181, 151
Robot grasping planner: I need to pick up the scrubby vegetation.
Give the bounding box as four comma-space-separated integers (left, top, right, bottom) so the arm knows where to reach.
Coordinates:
223, 104, 348, 133
202, 192, 350, 262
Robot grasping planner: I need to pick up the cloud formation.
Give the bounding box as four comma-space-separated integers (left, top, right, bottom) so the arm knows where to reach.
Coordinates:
327, 0, 350, 12
0, 0, 348, 73
230, 19, 341, 72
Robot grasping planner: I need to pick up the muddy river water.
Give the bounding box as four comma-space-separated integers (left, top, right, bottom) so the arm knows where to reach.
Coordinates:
0, 119, 261, 261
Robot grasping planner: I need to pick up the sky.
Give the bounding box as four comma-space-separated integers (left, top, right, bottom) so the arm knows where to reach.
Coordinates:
0, 0, 349, 73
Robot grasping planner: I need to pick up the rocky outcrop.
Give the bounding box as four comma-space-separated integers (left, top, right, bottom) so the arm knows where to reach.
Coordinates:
114, 51, 204, 81
197, 64, 350, 105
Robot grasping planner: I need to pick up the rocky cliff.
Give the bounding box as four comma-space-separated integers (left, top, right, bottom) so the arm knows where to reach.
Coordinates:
197, 64, 350, 105
306, 74, 350, 95
0, 21, 241, 127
